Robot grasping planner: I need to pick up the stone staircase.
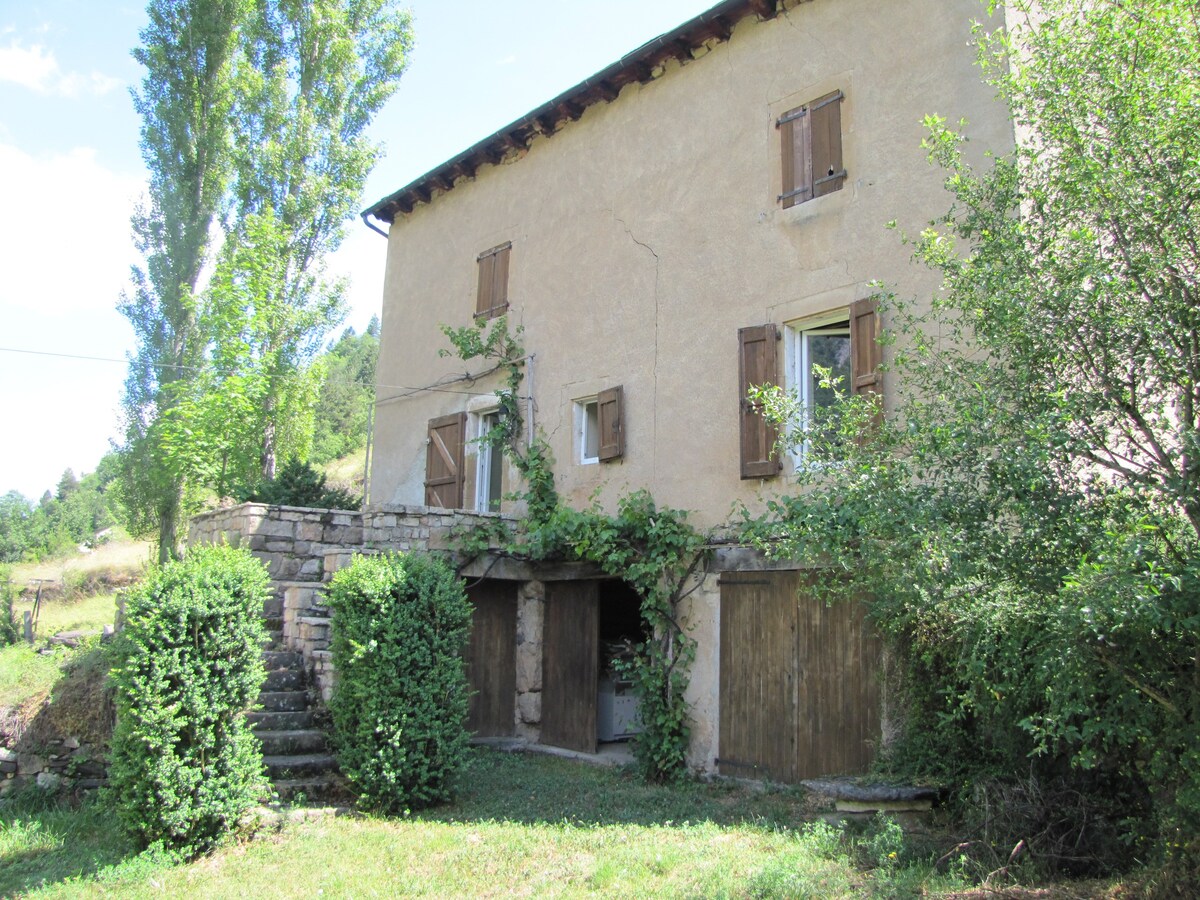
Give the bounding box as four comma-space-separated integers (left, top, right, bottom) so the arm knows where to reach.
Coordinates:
250, 592, 344, 803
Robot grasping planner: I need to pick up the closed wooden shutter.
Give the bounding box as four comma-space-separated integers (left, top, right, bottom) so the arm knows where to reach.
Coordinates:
850, 297, 882, 428
810, 90, 846, 198
596, 385, 623, 461
738, 324, 781, 479
475, 242, 511, 319
779, 105, 812, 209
425, 412, 466, 508
779, 91, 844, 208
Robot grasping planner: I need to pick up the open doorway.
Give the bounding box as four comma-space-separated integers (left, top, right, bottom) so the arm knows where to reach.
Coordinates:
541, 578, 647, 753
597, 580, 646, 744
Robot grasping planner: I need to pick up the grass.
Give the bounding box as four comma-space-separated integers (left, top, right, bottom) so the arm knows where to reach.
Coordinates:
0, 748, 1001, 899
322, 446, 367, 499
9, 537, 151, 594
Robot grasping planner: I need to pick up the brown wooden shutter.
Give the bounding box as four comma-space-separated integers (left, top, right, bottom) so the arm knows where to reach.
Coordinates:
738, 324, 781, 478
475, 242, 511, 319
810, 90, 846, 199
425, 412, 466, 508
850, 297, 882, 428
596, 385, 623, 461
779, 105, 812, 209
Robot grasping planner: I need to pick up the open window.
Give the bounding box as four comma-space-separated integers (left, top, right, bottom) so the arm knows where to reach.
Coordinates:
778, 90, 846, 209
575, 386, 624, 465
473, 410, 505, 513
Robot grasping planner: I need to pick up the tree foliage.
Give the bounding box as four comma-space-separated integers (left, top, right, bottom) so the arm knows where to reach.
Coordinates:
107, 545, 270, 857
118, 0, 411, 554
743, 0, 1200, 877
326, 552, 472, 813
118, 0, 250, 562
0, 458, 124, 563
311, 321, 379, 464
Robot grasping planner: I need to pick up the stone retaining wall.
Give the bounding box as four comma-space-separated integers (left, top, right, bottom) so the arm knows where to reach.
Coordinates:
188, 503, 516, 703
0, 739, 107, 797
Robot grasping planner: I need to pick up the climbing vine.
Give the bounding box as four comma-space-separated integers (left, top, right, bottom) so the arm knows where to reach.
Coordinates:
441, 316, 707, 781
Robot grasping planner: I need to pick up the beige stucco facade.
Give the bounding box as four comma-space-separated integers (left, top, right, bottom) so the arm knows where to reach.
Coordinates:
370, 0, 1011, 526
366, 0, 1014, 775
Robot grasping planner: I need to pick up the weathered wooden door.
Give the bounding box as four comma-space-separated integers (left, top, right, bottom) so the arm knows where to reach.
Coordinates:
719, 570, 880, 782
540, 581, 598, 753
465, 580, 517, 737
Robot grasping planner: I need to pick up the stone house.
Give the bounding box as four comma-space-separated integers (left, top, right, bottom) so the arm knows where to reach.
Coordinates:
204, 0, 1015, 782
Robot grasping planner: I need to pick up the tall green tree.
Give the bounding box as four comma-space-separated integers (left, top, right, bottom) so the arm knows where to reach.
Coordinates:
209, 0, 412, 486
118, 0, 250, 562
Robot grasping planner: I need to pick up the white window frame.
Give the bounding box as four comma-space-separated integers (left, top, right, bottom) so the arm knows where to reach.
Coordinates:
468, 400, 504, 513
784, 311, 851, 464
574, 397, 601, 465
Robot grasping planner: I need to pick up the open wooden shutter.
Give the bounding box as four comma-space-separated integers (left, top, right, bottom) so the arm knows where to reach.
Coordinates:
811, 90, 846, 199
779, 104, 812, 209
596, 385, 623, 461
476, 243, 511, 319
738, 324, 781, 478
850, 297, 882, 428
425, 412, 466, 508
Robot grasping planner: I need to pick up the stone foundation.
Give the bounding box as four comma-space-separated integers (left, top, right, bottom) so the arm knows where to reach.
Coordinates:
0, 739, 107, 797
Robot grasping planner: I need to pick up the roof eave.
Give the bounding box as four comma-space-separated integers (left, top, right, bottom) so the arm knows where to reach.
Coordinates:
362, 0, 777, 226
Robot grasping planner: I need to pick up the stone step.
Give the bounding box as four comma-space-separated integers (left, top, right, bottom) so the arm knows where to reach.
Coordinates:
259, 690, 308, 712
264, 753, 338, 778
263, 669, 304, 691
271, 774, 350, 804
248, 709, 315, 731
262, 650, 304, 672
255, 729, 328, 756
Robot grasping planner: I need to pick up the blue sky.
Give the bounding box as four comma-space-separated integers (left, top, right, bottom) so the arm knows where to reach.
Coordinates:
0, 0, 717, 499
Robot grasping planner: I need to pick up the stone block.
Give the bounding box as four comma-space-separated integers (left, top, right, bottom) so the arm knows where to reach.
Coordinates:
256, 517, 297, 538
299, 558, 322, 578
517, 692, 541, 725
515, 641, 541, 693
17, 754, 46, 776
298, 521, 324, 542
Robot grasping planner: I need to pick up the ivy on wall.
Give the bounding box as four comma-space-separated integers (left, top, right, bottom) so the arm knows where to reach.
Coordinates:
442, 316, 708, 781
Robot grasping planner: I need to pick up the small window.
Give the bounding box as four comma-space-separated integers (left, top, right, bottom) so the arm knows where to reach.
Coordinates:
778, 90, 845, 209
575, 386, 624, 465
473, 411, 504, 512
476, 242, 511, 319
577, 399, 601, 465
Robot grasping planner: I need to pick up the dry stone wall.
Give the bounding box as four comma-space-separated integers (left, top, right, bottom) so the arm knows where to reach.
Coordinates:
188, 503, 516, 702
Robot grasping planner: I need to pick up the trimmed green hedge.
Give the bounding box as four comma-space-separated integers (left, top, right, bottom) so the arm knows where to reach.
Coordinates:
107, 545, 270, 857
326, 552, 471, 812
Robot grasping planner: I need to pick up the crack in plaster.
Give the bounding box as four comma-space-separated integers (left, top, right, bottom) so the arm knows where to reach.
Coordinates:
612, 213, 662, 482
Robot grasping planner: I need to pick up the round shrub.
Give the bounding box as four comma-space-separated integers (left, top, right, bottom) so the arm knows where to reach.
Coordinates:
326, 552, 471, 813
107, 544, 270, 857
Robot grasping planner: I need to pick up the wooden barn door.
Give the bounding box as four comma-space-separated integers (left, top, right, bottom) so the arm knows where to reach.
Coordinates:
465, 580, 517, 737
541, 581, 598, 753
719, 570, 880, 782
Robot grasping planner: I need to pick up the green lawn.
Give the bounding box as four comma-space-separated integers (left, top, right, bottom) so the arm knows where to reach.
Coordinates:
1, 748, 996, 899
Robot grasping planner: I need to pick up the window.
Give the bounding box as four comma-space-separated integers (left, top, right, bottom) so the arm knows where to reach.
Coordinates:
785, 315, 851, 458
778, 90, 845, 209
738, 298, 880, 475
476, 242, 511, 319
575, 386, 624, 465
473, 410, 504, 513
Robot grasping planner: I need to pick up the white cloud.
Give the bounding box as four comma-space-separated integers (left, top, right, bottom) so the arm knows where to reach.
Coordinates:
0, 40, 121, 97
0, 143, 144, 314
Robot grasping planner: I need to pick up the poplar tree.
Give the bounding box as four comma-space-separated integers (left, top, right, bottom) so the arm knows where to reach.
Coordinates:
207, 0, 413, 487
118, 0, 249, 561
